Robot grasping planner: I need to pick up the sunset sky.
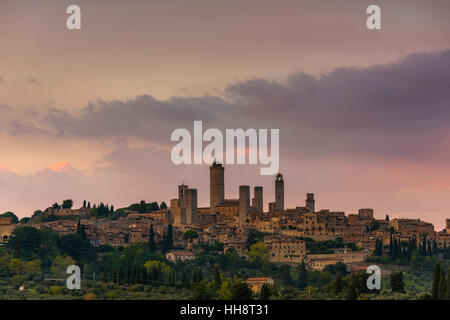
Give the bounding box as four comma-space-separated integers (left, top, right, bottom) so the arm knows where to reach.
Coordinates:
1, 0, 450, 229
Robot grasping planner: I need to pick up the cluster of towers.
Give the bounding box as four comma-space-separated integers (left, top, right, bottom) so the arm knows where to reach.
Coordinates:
171, 184, 198, 225
172, 161, 315, 226
209, 161, 266, 224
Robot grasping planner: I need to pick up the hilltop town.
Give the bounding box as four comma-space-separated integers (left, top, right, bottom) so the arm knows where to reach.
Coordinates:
2, 161, 449, 274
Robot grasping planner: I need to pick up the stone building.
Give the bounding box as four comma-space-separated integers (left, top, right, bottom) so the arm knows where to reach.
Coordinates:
306, 193, 315, 213
43, 207, 89, 217
215, 200, 239, 216
264, 235, 306, 263
358, 208, 374, 220
245, 277, 274, 294
0, 217, 15, 243
306, 250, 369, 271
166, 250, 195, 263
391, 218, 434, 236
127, 209, 171, 221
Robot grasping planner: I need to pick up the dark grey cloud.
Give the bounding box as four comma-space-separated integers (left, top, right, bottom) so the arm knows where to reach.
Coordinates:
3, 50, 450, 163
226, 50, 450, 132
0, 105, 47, 135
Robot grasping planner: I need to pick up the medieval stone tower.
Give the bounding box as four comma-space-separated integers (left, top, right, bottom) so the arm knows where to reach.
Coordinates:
252, 186, 263, 213
239, 185, 250, 225
178, 184, 188, 206
275, 173, 284, 211
210, 161, 225, 212
306, 193, 315, 213
185, 188, 198, 225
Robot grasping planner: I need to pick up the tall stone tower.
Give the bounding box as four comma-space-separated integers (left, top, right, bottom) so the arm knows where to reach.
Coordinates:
210, 161, 224, 212
239, 185, 250, 225
171, 198, 186, 225
306, 193, 315, 213
275, 173, 284, 211
173, 184, 189, 224
178, 184, 188, 206
252, 186, 263, 213
446, 219, 450, 234
185, 188, 198, 225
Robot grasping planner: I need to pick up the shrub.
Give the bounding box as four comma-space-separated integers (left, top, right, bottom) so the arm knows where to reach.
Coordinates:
48, 286, 62, 295
84, 293, 96, 300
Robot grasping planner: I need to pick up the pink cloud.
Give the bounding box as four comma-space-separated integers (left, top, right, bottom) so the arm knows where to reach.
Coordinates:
49, 161, 71, 173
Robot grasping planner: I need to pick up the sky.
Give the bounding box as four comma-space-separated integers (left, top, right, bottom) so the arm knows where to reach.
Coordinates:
1, 0, 450, 229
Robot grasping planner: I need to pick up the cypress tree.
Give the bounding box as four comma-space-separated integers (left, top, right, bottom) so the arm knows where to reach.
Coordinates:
396, 238, 401, 259
446, 268, 450, 300
432, 241, 438, 256
214, 263, 222, 286
432, 262, 441, 299
438, 268, 446, 300
259, 283, 271, 300
334, 273, 343, 294
389, 234, 394, 258
161, 233, 167, 253
141, 266, 148, 285
391, 237, 398, 259
443, 243, 448, 259
374, 239, 382, 256
169, 270, 176, 286
167, 224, 174, 250
148, 268, 153, 285
182, 269, 188, 288
148, 225, 156, 252
112, 268, 117, 285
135, 265, 142, 284
157, 264, 162, 283
13, 242, 21, 258
126, 262, 131, 285
427, 242, 432, 256
345, 281, 358, 300
130, 264, 136, 284
76, 220, 86, 238
103, 269, 108, 283
390, 272, 405, 293
298, 260, 308, 289
422, 236, 427, 256
118, 264, 124, 285
192, 269, 198, 288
